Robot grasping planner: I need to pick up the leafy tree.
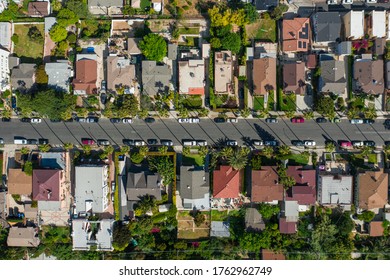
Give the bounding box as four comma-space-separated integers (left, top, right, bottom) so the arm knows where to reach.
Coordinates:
315, 95, 335, 118
65, 0, 90, 19
270, 4, 288, 20
11, 34, 19, 44
82, 145, 92, 155
244, 3, 259, 23
63, 143, 74, 151
191, 210, 206, 227
221, 32, 241, 54
23, 161, 33, 176
116, 95, 139, 118
35, 65, 48, 84
210, 37, 221, 49
227, 148, 248, 170
112, 222, 132, 251
357, 211, 375, 222
182, 146, 190, 156
57, 8, 79, 26
20, 146, 30, 155
325, 142, 335, 153
262, 146, 274, 159
123, 5, 136, 16
135, 194, 157, 216
67, 33, 77, 44
148, 156, 174, 186
258, 203, 280, 220
139, 34, 167, 62
49, 24, 68, 42
28, 26, 43, 42
39, 144, 51, 152
251, 154, 262, 170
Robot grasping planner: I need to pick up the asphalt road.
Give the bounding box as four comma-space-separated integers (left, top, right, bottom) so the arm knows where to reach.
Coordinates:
0, 117, 389, 147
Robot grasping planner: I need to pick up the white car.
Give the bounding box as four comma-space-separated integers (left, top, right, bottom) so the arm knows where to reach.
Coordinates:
350, 119, 363, 124
31, 118, 42, 124
188, 117, 200, 123
134, 140, 145, 146
196, 140, 207, 146
366, 0, 377, 3
227, 118, 238, 123
178, 118, 188, 123
226, 140, 238, 146
122, 118, 132, 123
252, 139, 263, 146
352, 140, 364, 147
304, 140, 316, 147
342, 0, 353, 3
183, 140, 197, 146
327, 0, 337, 4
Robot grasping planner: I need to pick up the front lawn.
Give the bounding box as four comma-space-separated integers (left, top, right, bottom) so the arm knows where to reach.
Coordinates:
253, 96, 264, 111
287, 153, 310, 166
180, 94, 202, 109
182, 153, 204, 166
13, 24, 44, 62
279, 92, 296, 111
140, 0, 151, 10
246, 19, 277, 42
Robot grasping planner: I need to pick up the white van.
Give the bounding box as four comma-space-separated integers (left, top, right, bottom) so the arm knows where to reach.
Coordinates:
14, 138, 27, 144
182, 140, 197, 146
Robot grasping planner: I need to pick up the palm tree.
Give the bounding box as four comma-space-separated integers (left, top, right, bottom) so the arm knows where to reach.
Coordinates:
241, 107, 251, 118
38, 144, 51, 152
285, 110, 295, 119
346, 108, 359, 120
303, 110, 314, 120
139, 146, 149, 158
120, 145, 130, 155
325, 142, 335, 153
227, 149, 248, 170
198, 146, 209, 158
278, 145, 291, 156
262, 146, 274, 159
361, 146, 373, 157
63, 142, 74, 151
182, 146, 191, 156
20, 146, 30, 155
220, 146, 233, 159
1, 109, 11, 119
364, 106, 377, 120
158, 145, 168, 155
82, 144, 92, 155
138, 109, 149, 119
239, 146, 250, 157
281, 176, 296, 189
104, 145, 114, 155
135, 195, 157, 216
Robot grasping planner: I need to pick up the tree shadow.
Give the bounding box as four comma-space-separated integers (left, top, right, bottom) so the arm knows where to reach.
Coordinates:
254, 123, 276, 141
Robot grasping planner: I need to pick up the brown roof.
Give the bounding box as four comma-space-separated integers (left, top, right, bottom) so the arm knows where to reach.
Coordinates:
306, 54, 317, 69
261, 249, 286, 260
73, 59, 97, 94
32, 169, 61, 201
283, 62, 306, 94
369, 221, 384, 237
7, 227, 40, 247
252, 57, 276, 96
213, 165, 241, 199
106, 56, 135, 92
251, 167, 283, 203
282, 18, 311, 52
353, 59, 384, 95
28, 2, 49, 16
286, 166, 316, 205
8, 169, 32, 195
374, 38, 386, 55
358, 170, 388, 210
279, 217, 297, 234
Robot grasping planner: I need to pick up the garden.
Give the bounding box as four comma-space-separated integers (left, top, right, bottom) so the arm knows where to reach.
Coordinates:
13, 24, 44, 62
177, 211, 210, 240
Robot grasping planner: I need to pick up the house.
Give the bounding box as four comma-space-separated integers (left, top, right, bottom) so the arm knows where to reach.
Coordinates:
8, 169, 32, 196
178, 59, 205, 95
353, 58, 384, 95
73, 57, 97, 95
179, 166, 210, 211
10, 63, 36, 92
245, 208, 265, 232
255, 0, 277, 12
285, 166, 316, 210
107, 55, 136, 94
357, 170, 388, 211
0, 22, 11, 49
254, 42, 277, 59
28, 1, 50, 17
210, 221, 230, 237
318, 174, 353, 206
252, 57, 276, 96
32, 169, 62, 211
283, 62, 306, 95
261, 249, 286, 260
319, 60, 346, 95
45, 60, 72, 93
127, 38, 141, 55
306, 54, 317, 69
373, 38, 386, 56
0, 47, 10, 91
312, 12, 342, 43
343, 11, 364, 39
72, 219, 114, 251
367, 11, 386, 38
251, 166, 283, 203
282, 17, 311, 52
88, 0, 123, 15
141, 61, 171, 96
213, 165, 241, 199
336, 41, 352, 56
7, 227, 40, 247
369, 221, 384, 237
214, 51, 233, 94
74, 165, 109, 215
279, 201, 299, 234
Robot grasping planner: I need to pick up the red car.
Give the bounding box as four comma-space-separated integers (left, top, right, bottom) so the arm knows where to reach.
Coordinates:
339, 140, 352, 148
82, 138, 95, 145
291, 117, 305, 123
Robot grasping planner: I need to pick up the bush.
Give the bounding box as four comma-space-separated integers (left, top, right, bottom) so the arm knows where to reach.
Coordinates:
357, 211, 375, 222
24, 161, 33, 176
11, 33, 19, 44
131, 152, 144, 164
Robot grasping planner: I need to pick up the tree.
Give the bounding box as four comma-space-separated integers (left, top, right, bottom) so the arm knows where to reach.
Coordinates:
251, 154, 262, 170
262, 146, 274, 159
158, 145, 168, 155
65, 0, 90, 19
138, 109, 149, 119
210, 37, 221, 49
82, 145, 91, 155
139, 34, 167, 62
20, 146, 30, 155
148, 156, 174, 186
67, 33, 77, 44
278, 145, 291, 156
35, 65, 48, 84
123, 5, 136, 16
270, 4, 288, 20
325, 142, 335, 153
117, 95, 139, 118
364, 106, 377, 120
28, 26, 43, 42
49, 24, 68, 42
139, 146, 149, 158
346, 108, 359, 120
11, 34, 19, 44
221, 32, 241, 54
227, 148, 248, 170
1, 109, 11, 119
38, 144, 51, 152
258, 203, 280, 220
357, 211, 375, 222
135, 194, 157, 216
280, 176, 296, 189
193, 211, 206, 227
57, 8, 79, 26
63, 143, 74, 151
23, 161, 33, 176
198, 146, 209, 158
220, 146, 233, 159
303, 110, 314, 120
244, 3, 259, 23
120, 145, 130, 155
112, 222, 132, 251
315, 96, 335, 118
104, 145, 114, 155
182, 146, 190, 156
241, 107, 251, 118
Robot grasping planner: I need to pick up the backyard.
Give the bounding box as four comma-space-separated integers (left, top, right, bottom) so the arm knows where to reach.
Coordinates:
177, 210, 210, 240
210, 209, 240, 221
141, 0, 151, 10
13, 23, 44, 62
245, 19, 277, 42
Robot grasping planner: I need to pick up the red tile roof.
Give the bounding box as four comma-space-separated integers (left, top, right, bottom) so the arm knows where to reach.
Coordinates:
261, 249, 286, 260
213, 165, 241, 199
286, 166, 316, 205
306, 54, 317, 69
369, 221, 384, 237
251, 167, 283, 203
279, 217, 297, 234
32, 169, 61, 201
73, 59, 97, 94
252, 57, 276, 96
282, 18, 311, 52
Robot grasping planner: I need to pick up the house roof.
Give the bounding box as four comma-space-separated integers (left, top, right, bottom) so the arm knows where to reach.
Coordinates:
214, 51, 233, 94
179, 166, 209, 200
354, 59, 384, 95
371, 11, 386, 38
210, 221, 230, 237
45, 61, 72, 93
179, 59, 205, 95
213, 165, 241, 199
73, 59, 97, 94
8, 169, 32, 195
127, 38, 141, 55
0, 22, 11, 48
44, 17, 56, 33
72, 219, 114, 251
142, 61, 171, 96
245, 208, 265, 232
282, 18, 310, 52
252, 57, 276, 96
369, 221, 384, 237
306, 54, 317, 69
358, 170, 388, 210
374, 38, 386, 55
32, 169, 61, 202
261, 249, 286, 260
279, 217, 297, 234
11, 63, 36, 91
282, 200, 299, 222
7, 227, 40, 247
28, 1, 49, 16
319, 60, 346, 94
283, 62, 306, 94
319, 174, 353, 205
107, 56, 135, 92
251, 167, 283, 203
313, 12, 342, 43
126, 171, 162, 201
337, 41, 352, 55
343, 11, 364, 39
88, 0, 123, 7
255, 0, 277, 11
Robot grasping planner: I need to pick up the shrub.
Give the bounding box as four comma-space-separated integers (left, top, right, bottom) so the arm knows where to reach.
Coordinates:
11, 33, 19, 44
131, 152, 144, 164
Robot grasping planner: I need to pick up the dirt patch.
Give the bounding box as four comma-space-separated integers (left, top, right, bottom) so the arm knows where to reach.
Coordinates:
177, 211, 211, 239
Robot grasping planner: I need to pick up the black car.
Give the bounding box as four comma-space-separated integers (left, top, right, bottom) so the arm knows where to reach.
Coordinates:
316, 117, 327, 123
363, 119, 375, 124
110, 118, 121, 124
145, 117, 155, 123
291, 140, 305, 146
147, 139, 158, 145
264, 140, 279, 146
123, 139, 134, 146
214, 117, 226, 123
50, 119, 61, 123
100, 93, 107, 104
385, 141, 390, 146
38, 138, 49, 145
265, 118, 278, 123
11, 96, 16, 109
2, 117, 10, 122
363, 140, 376, 147
21, 118, 31, 123
27, 139, 38, 145
86, 117, 99, 123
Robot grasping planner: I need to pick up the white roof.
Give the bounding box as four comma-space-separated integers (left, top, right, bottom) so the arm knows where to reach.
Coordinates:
345, 11, 364, 39
319, 175, 353, 205
178, 59, 205, 95
72, 219, 114, 251
371, 11, 386, 38
152, 2, 162, 12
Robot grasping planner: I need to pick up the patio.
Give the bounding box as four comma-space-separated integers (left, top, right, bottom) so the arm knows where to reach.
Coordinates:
211, 194, 249, 210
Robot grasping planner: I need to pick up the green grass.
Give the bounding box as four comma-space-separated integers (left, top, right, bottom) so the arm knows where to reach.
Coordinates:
280, 92, 296, 111
368, 153, 377, 164
13, 24, 44, 62
287, 153, 310, 166
180, 95, 202, 109
178, 27, 200, 35
268, 90, 275, 111
211, 210, 240, 221
182, 153, 204, 166
253, 96, 264, 111
140, 0, 151, 10
246, 19, 277, 42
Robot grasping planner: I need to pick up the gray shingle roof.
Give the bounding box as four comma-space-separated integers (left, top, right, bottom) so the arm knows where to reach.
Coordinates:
126, 171, 162, 201
179, 166, 209, 200
210, 221, 230, 237
141, 61, 171, 96
11, 63, 36, 91
313, 12, 342, 43
45, 61, 72, 93
245, 208, 265, 232
319, 60, 346, 94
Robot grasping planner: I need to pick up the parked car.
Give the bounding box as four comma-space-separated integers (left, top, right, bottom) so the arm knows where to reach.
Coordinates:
97, 139, 110, 146
226, 140, 238, 146
178, 118, 189, 123
122, 118, 132, 123
183, 139, 197, 146
145, 117, 155, 123
252, 139, 263, 146
265, 118, 278, 123
31, 118, 42, 124
112, 181, 116, 192
161, 139, 173, 146
14, 137, 27, 144
306, 84, 313, 95
101, 80, 107, 91
123, 139, 134, 146
86, 117, 99, 123
2, 117, 11, 122
304, 140, 316, 147
363, 119, 375, 124
291, 117, 305, 123
264, 140, 279, 146
338, 140, 352, 147
214, 117, 226, 123
385, 119, 390, 129
0, 138, 4, 145
363, 140, 376, 147
38, 138, 48, 145
21, 117, 31, 123
76, 117, 87, 123
327, 0, 337, 4
342, 0, 353, 3
316, 117, 327, 123
366, 0, 377, 3
350, 119, 363, 124
27, 139, 38, 145
196, 140, 207, 146
352, 140, 364, 147
384, 141, 390, 146
188, 117, 200, 123
291, 140, 305, 147
11, 96, 16, 109
100, 93, 107, 104
331, 117, 341, 123
227, 118, 238, 123
134, 140, 145, 146
147, 139, 158, 145
110, 118, 121, 124
306, 71, 312, 81
81, 138, 95, 145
